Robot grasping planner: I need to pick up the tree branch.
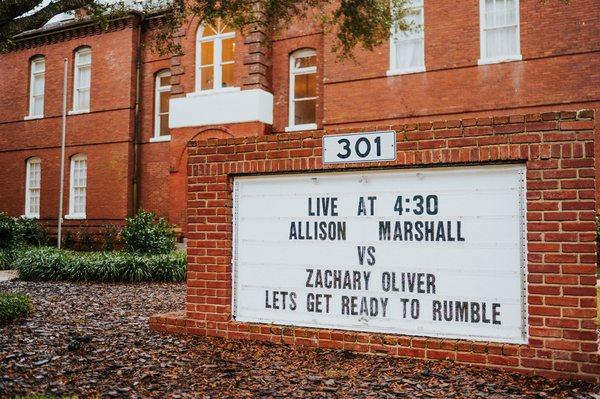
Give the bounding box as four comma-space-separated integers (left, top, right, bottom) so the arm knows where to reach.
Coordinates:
0, 0, 45, 26
0, 0, 95, 40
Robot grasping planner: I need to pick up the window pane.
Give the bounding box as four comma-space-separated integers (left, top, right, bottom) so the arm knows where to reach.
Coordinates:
200, 66, 214, 90
33, 75, 45, 95
200, 41, 214, 65
159, 74, 171, 86
295, 55, 316, 69
220, 23, 234, 34
485, 0, 495, 27
506, 0, 517, 24
222, 63, 234, 88
202, 24, 217, 37
33, 59, 45, 73
160, 114, 169, 136
33, 97, 44, 116
486, 26, 517, 58
78, 51, 91, 65
222, 38, 235, 62
294, 99, 316, 125
78, 66, 91, 88
395, 38, 424, 69
159, 91, 170, 113
294, 73, 316, 99
78, 88, 90, 110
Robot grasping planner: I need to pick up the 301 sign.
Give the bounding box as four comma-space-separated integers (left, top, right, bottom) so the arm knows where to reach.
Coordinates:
323, 131, 396, 164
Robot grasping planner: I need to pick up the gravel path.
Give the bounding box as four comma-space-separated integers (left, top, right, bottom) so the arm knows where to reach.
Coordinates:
0, 281, 598, 398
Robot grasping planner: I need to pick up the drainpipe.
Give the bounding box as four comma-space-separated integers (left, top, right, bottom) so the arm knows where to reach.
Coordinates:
132, 13, 144, 215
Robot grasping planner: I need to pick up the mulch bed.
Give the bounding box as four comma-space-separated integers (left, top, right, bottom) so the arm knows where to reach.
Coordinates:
0, 281, 598, 399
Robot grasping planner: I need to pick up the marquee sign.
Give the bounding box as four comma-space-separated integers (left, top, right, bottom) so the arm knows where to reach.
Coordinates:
232, 165, 528, 343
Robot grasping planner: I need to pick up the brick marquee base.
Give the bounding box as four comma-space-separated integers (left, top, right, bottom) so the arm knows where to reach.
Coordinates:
150, 110, 599, 382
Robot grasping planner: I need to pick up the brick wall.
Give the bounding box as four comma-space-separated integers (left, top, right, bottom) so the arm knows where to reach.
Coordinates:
0, 19, 138, 228
171, 110, 599, 382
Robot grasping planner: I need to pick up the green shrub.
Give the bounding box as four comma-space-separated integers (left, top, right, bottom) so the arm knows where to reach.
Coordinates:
76, 226, 95, 251
15, 217, 49, 247
15, 247, 186, 283
122, 209, 176, 255
0, 292, 32, 324
0, 213, 49, 249
102, 224, 121, 251
62, 231, 75, 250
0, 212, 20, 250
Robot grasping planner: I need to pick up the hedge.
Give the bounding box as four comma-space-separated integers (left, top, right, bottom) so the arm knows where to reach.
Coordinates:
15, 247, 186, 283
0, 292, 32, 324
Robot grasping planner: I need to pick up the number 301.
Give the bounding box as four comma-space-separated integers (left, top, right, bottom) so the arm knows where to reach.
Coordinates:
337, 137, 382, 159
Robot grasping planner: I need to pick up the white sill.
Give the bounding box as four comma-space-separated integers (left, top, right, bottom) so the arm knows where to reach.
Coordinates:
186, 87, 240, 98
150, 135, 171, 143
24, 115, 43, 121
21, 214, 39, 219
478, 55, 522, 65
68, 109, 90, 115
64, 214, 86, 220
386, 66, 426, 76
285, 123, 318, 133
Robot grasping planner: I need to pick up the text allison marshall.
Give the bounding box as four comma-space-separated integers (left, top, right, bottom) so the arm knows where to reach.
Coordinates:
288, 220, 465, 242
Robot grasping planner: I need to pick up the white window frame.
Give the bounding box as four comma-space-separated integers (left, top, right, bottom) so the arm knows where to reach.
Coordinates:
151, 70, 172, 142
24, 157, 41, 218
71, 47, 92, 114
387, 0, 425, 76
478, 0, 522, 65
66, 154, 87, 219
26, 56, 45, 119
194, 23, 237, 94
286, 49, 318, 132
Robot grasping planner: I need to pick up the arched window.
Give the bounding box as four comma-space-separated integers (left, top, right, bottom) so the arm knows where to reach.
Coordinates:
196, 21, 235, 92
154, 70, 171, 140
73, 47, 92, 112
68, 154, 87, 219
25, 157, 41, 218
287, 49, 317, 131
28, 56, 45, 118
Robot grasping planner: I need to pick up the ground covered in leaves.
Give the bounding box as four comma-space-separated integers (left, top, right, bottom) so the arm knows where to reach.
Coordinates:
0, 281, 598, 398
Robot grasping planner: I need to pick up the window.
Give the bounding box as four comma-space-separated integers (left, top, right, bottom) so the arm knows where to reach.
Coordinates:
68, 154, 87, 218
196, 21, 236, 92
479, 0, 521, 64
389, 0, 424, 75
25, 158, 41, 218
73, 47, 91, 112
28, 56, 45, 118
153, 70, 171, 141
287, 49, 317, 132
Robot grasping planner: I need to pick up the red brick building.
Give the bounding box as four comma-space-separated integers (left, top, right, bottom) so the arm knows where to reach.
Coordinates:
0, 1, 598, 236
1, 0, 599, 382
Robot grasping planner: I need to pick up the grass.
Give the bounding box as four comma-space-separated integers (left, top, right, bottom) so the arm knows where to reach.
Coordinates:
0, 292, 32, 324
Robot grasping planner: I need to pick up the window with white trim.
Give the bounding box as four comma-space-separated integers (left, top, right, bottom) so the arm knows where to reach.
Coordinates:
389, 0, 424, 75
28, 56, 45, 117
73, 47, 91, 112
68, 154, 87, 218
479, 0, 521, 64
196, 21, 236, 92
154, 70, 171, 140
25, 158, 41, 218
287, 49, 317, 131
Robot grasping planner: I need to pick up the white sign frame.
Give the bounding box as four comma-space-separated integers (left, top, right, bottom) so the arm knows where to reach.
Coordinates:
232, 165, 528, 344
322, 131, 396, 164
